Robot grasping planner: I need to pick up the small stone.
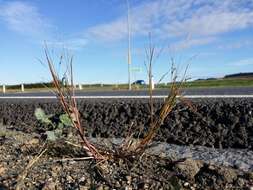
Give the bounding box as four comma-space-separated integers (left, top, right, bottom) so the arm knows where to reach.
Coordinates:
174, 159, 203, 181
69, 161, 76, 164
80, 176, 86, 182
235, 162, 249, 171
0, 164, 6, 175
144, 183, 149, 189
125, 186, 132, 190
66, 175, 74, 182
183, 182, 189, 187
160, 152, 166, 158
28, 138, 40, 145
126, 176, 132, 184
51, 166, 61, 177
86, 178, 91, 185
208, 165, 216, 170
42, 182, 56, 190
115, 181, 121, 188
79, 186, 89, 190
236, 178, 245, 187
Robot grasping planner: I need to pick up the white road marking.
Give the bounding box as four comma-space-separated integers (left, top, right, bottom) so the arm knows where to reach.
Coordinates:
0, 95, 253, 99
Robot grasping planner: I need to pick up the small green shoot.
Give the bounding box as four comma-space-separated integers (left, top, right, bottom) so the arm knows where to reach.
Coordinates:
35, 108, 72, 141
34, 108, 52, 125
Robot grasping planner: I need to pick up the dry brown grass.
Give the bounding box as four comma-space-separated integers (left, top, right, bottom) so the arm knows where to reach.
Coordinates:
42, 41, 190, 180
45, 48, 105, 161
118, 37, 189, 156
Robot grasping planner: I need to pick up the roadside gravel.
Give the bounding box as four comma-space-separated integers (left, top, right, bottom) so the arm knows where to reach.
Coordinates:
1, 126, 253, 189
0, 98, 252, 149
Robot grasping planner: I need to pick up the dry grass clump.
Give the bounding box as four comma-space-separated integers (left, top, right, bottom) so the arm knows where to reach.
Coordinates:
45, 49, 105, 161
118, 40, 189, 155
43, 42, 189, 160
15, 41, 189, 188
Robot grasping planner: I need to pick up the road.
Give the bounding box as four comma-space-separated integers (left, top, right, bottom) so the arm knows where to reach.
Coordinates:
0, 86, 253, 99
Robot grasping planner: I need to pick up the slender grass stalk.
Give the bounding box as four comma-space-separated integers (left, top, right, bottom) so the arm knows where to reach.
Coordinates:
134, 65, 183, 152
44, 48, 104, 160
125, 37, 189, 153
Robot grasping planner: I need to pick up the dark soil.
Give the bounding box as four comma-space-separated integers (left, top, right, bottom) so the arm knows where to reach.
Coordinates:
0, 98, 252, 149
1, 128, 253, 190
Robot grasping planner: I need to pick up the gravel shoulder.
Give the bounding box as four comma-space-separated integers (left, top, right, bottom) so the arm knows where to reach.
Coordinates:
1, 126, 253, 190
1, 98, 253, 189
0, 98, 252, 149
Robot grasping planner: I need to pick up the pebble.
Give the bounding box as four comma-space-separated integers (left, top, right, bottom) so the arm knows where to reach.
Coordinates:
115, 181, 121, 188
125, 186, 132, 190
69, 161, 76, 164
79, 186, 89, 190
79, 176, 86, 182
126, 176, 132, 184
0, 164, 6, 175
144, 184, 149, 189
66, 175, 73, 182
183, 182, 189, 187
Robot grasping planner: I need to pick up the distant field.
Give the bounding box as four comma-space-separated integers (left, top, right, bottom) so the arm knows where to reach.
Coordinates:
183, 78, 253, 88
0, 77, 253, 93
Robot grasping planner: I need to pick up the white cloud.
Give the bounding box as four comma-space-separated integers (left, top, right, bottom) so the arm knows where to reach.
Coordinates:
170, 37, 217, 51
165, 11, 253, 37
88, 19, 128, 42
46, 38, 87, 51
86, 0, 195, 42
218, 40, 253, 50
0, 1, 52, 37
231, 58, 253, 66
0, 1, 87, 50
84, 0, 253, 48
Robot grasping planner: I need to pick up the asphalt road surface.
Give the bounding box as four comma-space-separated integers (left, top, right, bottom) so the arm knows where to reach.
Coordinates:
0, 87, 253, 99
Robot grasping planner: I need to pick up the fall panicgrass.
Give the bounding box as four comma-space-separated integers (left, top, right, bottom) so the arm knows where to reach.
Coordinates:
42, 41, 190, 181
119, 37, 190, 155
44, 48, 104, 161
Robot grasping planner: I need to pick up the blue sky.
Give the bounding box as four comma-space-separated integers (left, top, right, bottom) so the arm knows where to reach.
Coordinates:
0, 0, 253, 85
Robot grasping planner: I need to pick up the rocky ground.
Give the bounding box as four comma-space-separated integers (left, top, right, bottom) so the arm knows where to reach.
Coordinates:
0, 98, 253, 189
0, 126, 253, 190
0, 98, 253, 149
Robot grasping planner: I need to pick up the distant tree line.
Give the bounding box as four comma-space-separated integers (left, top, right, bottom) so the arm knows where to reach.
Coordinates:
224, 72, 253, 78
6, 81, 60, 89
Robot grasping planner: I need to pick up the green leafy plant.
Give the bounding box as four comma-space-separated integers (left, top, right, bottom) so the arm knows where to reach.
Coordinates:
34, 108, 52, 125
59, 113, 73, 127
35, 108, 72, 141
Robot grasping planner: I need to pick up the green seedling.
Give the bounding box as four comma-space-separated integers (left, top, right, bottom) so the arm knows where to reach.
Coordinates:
35, 108, 72, 141
34, 108, 52, 125
59, 114, 73, 127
